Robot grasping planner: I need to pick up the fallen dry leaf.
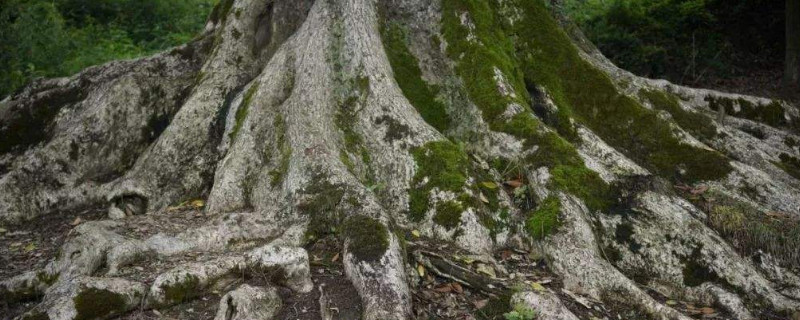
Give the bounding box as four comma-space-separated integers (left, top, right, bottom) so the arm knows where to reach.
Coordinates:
690, 185, 709, 195
451, 282, 463, 294
473, 299, 488, 309
700, 307, 715, 314
505, 180, 523, 188
70, 217, 82, 226
331, 253, 340, 262
417, 264, 426, 277
434, 283, 453, 293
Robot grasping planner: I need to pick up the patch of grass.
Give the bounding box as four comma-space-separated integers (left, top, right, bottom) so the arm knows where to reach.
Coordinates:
525, 196, 561, 240
381, 22, 450, 132
701, 189, 800, 268
503, 303, 537, 320
342, 215, 390, 261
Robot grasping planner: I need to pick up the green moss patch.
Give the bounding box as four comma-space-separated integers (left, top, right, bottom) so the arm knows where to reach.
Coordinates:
298, 171, 349, 242
268, 115, 291, 187
639, 89, 717, 140
162, 274, 200, 304
510, 0, 732, 183
73, 288, 128, 320
381, 22, 450, 132
706, 96, 788, 128
433, 200, 464, 230
342, 215, 390, 261
409, 141, 470, 221
229, 83, 260, 142
525, 196, 561, 240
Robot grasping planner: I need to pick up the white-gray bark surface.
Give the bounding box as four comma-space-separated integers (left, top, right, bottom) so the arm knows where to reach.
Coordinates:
2, 0, 799, 319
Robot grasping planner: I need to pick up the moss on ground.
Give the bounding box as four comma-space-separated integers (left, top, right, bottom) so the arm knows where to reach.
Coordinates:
229, 83, 259, 142
381, 22, 451, 132
73, 287, 128, 320
639, 89, 718, 140
342, 215, 390, 261
525, 196, 561, 240
409, 141, 470, 221
433, 200, 464, 230
162, 274, 200, 304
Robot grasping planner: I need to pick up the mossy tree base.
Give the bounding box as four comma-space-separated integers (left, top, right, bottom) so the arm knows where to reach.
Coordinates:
2, 0, 800, 319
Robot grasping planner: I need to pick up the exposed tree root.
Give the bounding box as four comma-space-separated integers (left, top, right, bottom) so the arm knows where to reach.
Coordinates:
2, 0, 800, 319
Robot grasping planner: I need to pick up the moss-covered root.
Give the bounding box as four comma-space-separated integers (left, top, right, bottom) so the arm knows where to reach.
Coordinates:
541, 194, 693, 320
343, 215, 411, 320
148, 244, 313, 307
19, 277, 145, 320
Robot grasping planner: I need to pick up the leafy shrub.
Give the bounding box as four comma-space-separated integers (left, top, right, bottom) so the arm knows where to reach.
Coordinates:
562, 0, 783, 84
0, 0, 215, 97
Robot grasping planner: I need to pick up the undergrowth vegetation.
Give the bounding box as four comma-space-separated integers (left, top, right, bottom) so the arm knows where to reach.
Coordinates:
0, 0, 216, 97
561, 0, 783, 85
695, 189, 800, 267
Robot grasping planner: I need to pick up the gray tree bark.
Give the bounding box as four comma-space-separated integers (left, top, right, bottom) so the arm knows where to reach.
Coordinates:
1, 0, 800, 319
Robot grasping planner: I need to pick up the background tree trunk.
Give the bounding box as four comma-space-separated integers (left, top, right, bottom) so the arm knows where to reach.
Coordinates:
1, 0, 800, 319
785, 0, 800, 91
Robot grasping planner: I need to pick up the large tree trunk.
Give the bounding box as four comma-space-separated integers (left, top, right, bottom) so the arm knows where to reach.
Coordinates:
2, 0, 800, 319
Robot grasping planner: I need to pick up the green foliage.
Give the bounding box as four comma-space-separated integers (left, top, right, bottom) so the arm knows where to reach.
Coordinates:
562, 0, 783, 83
0, 0, 215, 97
503, 304, 537, 320
525, 196, 561, 240
381, 22, 451, 132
